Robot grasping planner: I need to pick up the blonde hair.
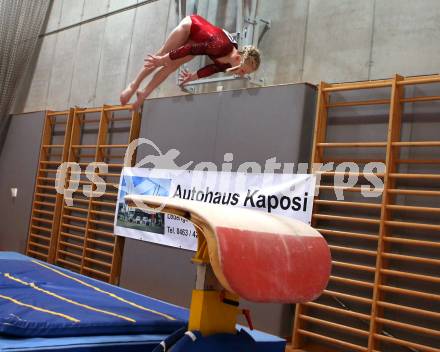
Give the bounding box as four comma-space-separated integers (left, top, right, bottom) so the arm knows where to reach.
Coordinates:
226, 45, 261, 73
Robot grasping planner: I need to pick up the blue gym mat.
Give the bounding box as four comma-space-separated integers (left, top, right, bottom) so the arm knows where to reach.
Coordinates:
0, 252, 285, 351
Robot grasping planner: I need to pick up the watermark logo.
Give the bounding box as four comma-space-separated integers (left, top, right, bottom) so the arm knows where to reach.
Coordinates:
55, 138, 385, 210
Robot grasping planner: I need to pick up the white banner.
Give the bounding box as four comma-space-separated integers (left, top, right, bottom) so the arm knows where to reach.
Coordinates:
114, 168, 316, 251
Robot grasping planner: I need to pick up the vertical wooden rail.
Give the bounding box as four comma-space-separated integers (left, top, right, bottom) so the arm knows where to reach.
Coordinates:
109, 109, 141, 284
292, 81, 329, 349
367, 74, 403, 351
26, 109, 73, 263
26, 111, 53, 261
289, 78, 393, 352
49, 109, 74, 262
55, 107, 88, 271
80, 106, 109, 277
290, 74, 440, 352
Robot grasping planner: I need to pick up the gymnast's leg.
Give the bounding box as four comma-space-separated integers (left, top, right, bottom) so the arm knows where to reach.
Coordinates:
120, 16, 193, 105
131, 55, 193, 111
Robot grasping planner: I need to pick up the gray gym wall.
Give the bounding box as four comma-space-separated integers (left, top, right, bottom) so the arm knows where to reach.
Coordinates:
12, 0, 440, 113
0, 112, 45, 253
119, 82, 317, 337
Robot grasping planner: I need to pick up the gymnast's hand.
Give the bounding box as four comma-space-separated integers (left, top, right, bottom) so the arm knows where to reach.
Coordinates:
179, 69, 197, 86
144, 54, 168, 69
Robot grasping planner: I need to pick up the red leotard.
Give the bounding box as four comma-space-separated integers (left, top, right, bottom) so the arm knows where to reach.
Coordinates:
169, 15, 238, 78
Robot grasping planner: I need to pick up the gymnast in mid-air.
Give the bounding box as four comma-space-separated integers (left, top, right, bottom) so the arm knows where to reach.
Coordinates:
120, 15, 261, 110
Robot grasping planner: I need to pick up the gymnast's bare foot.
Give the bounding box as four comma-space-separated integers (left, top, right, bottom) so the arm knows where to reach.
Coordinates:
120, 83, 136, 105
130, 90, 146, 111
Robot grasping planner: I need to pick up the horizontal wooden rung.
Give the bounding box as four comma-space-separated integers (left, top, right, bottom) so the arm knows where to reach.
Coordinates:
330, 275, 374, 288
71, 145, 97, 149
392, 141, 440, 147
40, 160, 61, 165
42, 144, 63, 148
103, 105, 133, 112
59, 241, 84, 251
385, 220, 440, 231
27, 249, 48, 259
37, 175, 57, 183
36, 185, 55, 190
89, 219, 114, 227
299, 314, 369, 337
31, 224, 52, 233
97, 172, 121, 178
382, 252, 440, 266
83, 257, 111, 268
389, 173, 440, 180
63, 214, 87, 223
321, 158, 386, 164
318, 185, 384, 193
327, 98, 390, 108
377, 301, 440, 319
322, 289, 373, 304
297, 329, 367, 351
324, 80, 392, 92
99, 144, 128, 148
86, 238, 115, 248
314, 200, 382, 209
37, 176, 55, 182
317, 228, 378, 241
317, 142, 387, 148
314, 214, 380, 225
303, 301, 370, 320
85, 247, 113, 257
329, 245, 376, 257
388, 188, 440, 197
57, 249, 82, 260
90, 210, 114, 217
29, 233, 51, 242
373, 333, 438, 352
31, 217, 53, 225
386, 204, 440, 213
105, 163, 124, 168
61, 223, 86, 232
383, 236, 440, 248
65, 206, 88, 213
398, 75, 440, 86
87, 228, 115, 238
379, 285, 440, 301
82, 266, 111, 278
33, 208, 53, 216
332, 261, 376, 273
28, 242, 49, 250
56, 258, 81, 269
77, 107, 101, 113
66, 198, 89, 205
92, 200, 116, 207
47, 110, 70, 116
380, 269, 440, 284
102, 192, 118, 197
315, 171, 385, 178
60, 232, 84, 241
35, 193, 56, 199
